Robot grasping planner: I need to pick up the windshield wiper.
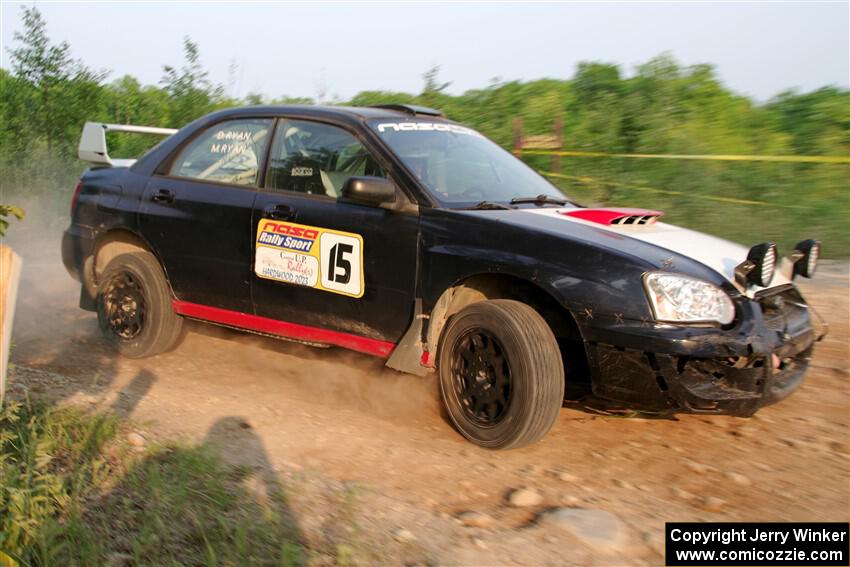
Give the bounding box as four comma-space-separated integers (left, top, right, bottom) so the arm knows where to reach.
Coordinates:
510, 194, 572, 206
464, 201, 517, 210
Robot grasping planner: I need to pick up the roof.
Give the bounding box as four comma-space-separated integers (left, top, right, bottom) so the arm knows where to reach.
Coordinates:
201, 104, 446, 124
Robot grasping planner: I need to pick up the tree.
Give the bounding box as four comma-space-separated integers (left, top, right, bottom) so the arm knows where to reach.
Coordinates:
100, 76, 171, 158
767, 87, 850, 155
7, 6, 105, 155
572, 62, 621, 105
161, 37, 223, 127
421, 65, 451, 95
244, 92, 265, 105
570, 63, 625, 151
269, 95, 316, 106
314, 70, 331, 105
0, 68, 32, 155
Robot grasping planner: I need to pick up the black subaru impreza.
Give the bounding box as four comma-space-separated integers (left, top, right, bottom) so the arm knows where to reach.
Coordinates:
63, 104, 823, 449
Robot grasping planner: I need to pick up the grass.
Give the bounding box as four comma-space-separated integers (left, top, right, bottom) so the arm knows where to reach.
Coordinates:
0, 399, 314, 566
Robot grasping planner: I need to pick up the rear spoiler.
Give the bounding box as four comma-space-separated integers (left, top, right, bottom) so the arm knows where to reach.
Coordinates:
78, 122, 178, 167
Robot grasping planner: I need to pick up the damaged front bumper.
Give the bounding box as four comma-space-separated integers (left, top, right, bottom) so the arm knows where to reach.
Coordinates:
581, 286, 821, 416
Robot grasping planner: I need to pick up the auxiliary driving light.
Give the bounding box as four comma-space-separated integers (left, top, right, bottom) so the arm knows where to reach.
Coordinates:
735, 242, 778, 288
792, 239, 820, 278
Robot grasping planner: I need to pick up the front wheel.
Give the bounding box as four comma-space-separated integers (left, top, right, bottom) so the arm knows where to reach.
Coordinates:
438, 299, 564, 449
96, 251, 184, 358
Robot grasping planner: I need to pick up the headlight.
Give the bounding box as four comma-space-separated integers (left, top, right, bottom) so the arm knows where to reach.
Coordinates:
643, 272, 735, 325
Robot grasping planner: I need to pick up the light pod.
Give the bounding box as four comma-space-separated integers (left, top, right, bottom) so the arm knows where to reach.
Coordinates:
792, 239, 820, 278
735, 242, 777, 288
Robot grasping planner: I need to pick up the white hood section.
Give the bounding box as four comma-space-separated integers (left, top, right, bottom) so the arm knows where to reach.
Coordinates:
524, 208, 791, 297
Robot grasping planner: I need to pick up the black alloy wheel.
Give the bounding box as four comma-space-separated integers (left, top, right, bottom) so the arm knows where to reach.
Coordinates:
450, 329, 513, 427
438, 299, 565, 449
96, 251, 184, 358
101, 270, 147, 340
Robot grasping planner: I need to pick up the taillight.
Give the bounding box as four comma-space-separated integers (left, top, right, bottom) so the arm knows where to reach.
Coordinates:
71, 180, 83, 216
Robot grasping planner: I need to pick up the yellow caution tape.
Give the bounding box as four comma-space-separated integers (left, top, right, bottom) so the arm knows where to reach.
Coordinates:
541, 171, 811, 209
523, 149, 850, 164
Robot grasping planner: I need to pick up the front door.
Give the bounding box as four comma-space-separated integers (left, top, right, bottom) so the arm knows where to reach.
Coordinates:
251, 118, 419, 344
140, 117, 274, 312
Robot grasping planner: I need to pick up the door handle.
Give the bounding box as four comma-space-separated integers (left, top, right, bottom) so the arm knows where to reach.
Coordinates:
151, 188, 175, 204
263, 204, 296, 221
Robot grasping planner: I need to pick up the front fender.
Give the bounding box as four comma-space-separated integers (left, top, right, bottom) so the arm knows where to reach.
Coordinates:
420, 208, 660, 324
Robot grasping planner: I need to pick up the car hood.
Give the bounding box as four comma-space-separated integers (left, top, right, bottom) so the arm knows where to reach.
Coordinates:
518, 207, 792, 297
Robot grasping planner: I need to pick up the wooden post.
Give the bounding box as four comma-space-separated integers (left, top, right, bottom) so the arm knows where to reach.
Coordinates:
512, 117, 523, 157
553, 117, 563, 174
0, 245, 22, 404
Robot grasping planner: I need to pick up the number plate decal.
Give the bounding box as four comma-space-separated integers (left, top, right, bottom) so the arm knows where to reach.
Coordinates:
255, 218, 364, 298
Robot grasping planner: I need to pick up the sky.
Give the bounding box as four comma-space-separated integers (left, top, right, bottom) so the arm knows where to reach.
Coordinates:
0, 1, 848, 103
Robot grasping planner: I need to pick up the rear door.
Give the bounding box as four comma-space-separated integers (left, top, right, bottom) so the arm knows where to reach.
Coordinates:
140, 118, 274, 312
251, 118, 419, 344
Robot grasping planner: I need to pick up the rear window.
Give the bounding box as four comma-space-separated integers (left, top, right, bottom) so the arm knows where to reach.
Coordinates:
170, 119, 273, 186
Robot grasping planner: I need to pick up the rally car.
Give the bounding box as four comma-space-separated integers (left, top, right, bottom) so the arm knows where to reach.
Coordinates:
63, 104, 823, 449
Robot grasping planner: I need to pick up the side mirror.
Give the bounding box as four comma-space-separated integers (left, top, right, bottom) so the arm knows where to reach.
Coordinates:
341, 176, 397, 206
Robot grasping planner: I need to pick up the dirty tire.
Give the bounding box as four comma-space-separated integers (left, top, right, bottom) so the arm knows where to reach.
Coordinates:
438, 299, 564, 449
97, 252, 184, 358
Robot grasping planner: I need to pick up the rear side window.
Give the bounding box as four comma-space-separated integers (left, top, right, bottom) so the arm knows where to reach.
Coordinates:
266, 120, 385, 197
170, 119, 273, 186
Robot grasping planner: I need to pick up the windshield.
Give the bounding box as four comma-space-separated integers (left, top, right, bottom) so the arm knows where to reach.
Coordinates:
369, 119, 569, 207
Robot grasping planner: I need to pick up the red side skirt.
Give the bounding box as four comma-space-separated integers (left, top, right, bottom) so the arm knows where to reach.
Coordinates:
171, 300, 396, 358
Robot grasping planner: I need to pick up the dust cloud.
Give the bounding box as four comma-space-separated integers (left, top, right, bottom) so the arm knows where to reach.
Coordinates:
5, 193, 441, 425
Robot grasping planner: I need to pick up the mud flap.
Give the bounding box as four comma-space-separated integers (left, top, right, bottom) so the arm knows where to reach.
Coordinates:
385, 299, 429, 376
79, 284, 97, 312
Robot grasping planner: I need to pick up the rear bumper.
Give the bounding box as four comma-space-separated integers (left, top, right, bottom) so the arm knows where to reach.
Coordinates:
583, 287, 820, 416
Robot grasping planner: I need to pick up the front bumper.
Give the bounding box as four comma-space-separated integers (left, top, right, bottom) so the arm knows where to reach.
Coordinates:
582, 286, 820, 416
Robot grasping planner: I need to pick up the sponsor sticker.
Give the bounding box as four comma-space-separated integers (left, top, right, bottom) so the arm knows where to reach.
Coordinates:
291, 167, 314, 177
255, 219, 364, 297
375, 121, 483, 137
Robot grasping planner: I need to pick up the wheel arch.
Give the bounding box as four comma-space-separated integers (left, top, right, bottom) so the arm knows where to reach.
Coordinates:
426, 273, 590, 389
85, 228, 171, 298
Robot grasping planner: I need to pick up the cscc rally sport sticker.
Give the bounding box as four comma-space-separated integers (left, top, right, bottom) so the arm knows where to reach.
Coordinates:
254, 219, 364, 298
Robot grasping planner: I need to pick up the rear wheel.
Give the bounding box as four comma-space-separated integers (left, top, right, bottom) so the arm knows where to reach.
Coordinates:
96, 252, 184, 358
438, 299, 564, 449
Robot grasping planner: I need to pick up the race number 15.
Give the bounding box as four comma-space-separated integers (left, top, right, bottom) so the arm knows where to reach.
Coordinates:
327, 243, 353, 284
320, 233, 363, 297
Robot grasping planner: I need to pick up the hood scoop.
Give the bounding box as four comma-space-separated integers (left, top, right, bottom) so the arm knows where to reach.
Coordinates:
562, 208, 663, 226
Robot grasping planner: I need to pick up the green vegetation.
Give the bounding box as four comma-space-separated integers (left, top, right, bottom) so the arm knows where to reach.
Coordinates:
0, 6, 847, 255
0, 206, 24, 237
0, 400, 310, 565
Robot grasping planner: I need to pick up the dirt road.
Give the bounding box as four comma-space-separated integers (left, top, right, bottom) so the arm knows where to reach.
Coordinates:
6, 223, 849, 565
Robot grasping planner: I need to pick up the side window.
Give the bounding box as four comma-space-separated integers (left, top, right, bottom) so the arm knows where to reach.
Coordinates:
170, 119, 273, 186
266, 120, 385, 197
